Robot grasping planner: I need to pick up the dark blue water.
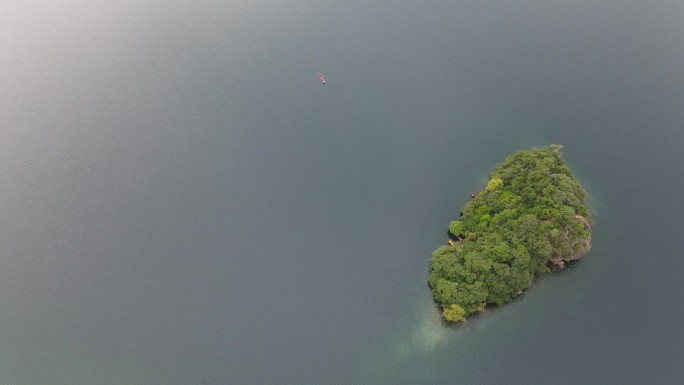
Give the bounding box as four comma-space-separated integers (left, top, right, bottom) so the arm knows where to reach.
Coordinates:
1, 1, 683, 384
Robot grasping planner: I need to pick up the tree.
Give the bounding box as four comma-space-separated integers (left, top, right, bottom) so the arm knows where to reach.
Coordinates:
449, 221, 465, 237
486, 178, 504, 192
428, 146, 591, 322
443, 304, 466, 322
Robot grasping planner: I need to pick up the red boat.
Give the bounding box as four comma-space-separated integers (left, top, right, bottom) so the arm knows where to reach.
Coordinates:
317, 72, 326, 84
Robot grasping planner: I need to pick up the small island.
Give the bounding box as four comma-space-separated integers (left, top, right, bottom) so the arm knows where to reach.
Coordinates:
428, 145, 592, 322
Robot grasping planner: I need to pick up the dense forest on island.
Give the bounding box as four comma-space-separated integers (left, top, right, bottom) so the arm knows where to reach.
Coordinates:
428, 145, 592, 322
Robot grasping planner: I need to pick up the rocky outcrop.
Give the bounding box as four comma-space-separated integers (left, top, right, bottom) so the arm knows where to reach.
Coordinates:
550, 214, 592, 266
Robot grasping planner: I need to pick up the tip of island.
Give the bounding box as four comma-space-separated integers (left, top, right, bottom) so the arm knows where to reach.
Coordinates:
428, 145, 592, 323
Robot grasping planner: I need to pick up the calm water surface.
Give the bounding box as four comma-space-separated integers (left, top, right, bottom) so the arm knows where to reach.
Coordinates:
1, 1, 683, 384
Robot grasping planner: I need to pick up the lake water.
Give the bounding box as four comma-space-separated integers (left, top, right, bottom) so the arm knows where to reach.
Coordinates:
1, 1, 683, 384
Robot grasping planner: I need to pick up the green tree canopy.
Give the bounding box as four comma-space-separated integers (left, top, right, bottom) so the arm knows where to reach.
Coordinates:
443, 304, 467, 322
429, 146, 591, 322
